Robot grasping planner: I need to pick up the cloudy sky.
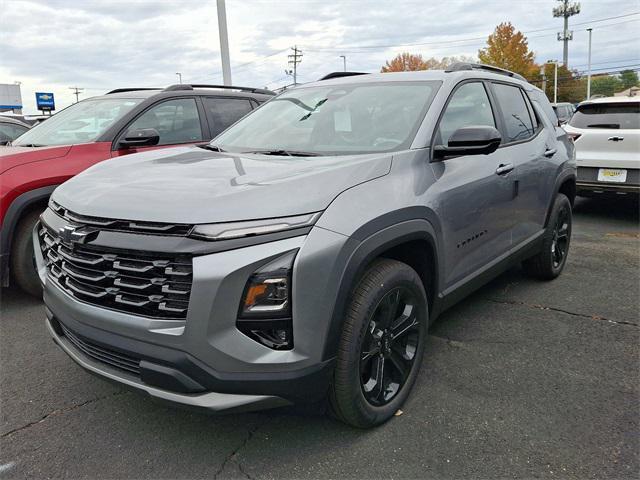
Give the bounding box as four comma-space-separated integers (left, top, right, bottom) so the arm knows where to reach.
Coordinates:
1, 0, 638, 113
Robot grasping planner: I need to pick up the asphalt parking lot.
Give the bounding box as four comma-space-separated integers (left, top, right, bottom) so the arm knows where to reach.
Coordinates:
1, 196, 638, 480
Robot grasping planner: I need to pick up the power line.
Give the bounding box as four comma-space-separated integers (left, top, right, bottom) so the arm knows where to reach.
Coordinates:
300, 12, 640, 52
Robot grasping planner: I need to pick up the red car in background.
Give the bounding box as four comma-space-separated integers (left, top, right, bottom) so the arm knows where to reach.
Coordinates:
0, 84, 274, 295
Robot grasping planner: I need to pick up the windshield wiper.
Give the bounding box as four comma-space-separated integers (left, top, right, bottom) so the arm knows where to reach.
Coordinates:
16, 143, 46, 147
199, 144, 226, 152
587, 123, 620, 129
245, 149, 320, 157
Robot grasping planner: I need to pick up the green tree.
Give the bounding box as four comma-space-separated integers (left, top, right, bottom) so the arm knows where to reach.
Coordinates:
591, 75, 623, 97
478, 22, 539, 79
537, 63, 585, 103
619, 70, 639, 90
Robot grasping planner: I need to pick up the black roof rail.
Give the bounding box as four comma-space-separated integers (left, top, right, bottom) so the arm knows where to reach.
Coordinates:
106, 88, 161, 94
445, 63, 527, 82
162, 84, 275, 95
318, 72, 369, 81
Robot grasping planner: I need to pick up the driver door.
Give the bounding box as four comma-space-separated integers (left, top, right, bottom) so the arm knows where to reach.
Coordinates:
430, 81, 517, 290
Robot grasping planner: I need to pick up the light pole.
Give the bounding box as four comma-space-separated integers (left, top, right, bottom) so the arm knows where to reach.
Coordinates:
176, 72, 182, 84
547, 60, 559, 103
339, 55, 346, 72
216, 0, 232, 86
586, 28, 593, 100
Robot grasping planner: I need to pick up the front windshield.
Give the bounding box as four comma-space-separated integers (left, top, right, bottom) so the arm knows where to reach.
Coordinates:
214, 81, 440, 155
13, 97, 143, 147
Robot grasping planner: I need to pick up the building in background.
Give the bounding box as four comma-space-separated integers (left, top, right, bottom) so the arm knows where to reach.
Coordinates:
0, 83, 23, 114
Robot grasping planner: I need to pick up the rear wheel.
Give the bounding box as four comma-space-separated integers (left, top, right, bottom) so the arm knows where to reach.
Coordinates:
523, 193, 572, 280
10, 209, 44, 297
329, 259, 428, 428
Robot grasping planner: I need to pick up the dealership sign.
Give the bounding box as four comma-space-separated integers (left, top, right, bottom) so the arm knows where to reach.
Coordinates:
36, 92, 55, 111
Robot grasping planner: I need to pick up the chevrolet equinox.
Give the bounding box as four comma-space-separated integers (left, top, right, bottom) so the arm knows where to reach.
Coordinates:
36, 64, 576, 428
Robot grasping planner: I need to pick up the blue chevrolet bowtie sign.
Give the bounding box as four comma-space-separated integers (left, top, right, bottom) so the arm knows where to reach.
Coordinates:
35, 92, 55, 111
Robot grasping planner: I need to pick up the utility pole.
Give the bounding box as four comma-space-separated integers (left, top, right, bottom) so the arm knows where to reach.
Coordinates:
176, 72, 182, 84
288, 46, 302, 85
69, 86, 84, 103
586, 28, 593, 100
216, 0, 232, 86
339, 55, 346, 72
540, 65, 547, 95
547, 61, 559, 103
553, 0, 581, 67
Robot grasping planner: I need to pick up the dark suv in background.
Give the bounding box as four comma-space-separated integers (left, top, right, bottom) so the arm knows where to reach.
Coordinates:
37, 64, 576, 428
1, 84, 274, 295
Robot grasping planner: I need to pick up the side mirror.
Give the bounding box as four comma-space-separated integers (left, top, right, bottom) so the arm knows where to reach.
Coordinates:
118, 128, 160, 148
433, 126, 502, 160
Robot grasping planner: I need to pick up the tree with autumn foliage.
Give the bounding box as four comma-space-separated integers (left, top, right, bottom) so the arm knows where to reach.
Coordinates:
381, 54, 476, 72
478, 22, 539, 80
381, 53, 429, 72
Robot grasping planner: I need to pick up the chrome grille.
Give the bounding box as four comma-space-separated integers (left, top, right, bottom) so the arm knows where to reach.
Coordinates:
50, 201, 193, 236
60, 322, 140, 375
39, 224, 192, 319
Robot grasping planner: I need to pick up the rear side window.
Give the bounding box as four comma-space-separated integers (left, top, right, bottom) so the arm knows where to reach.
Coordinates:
569, 103, 639, 129
0, 122, 28, 142
204, 97, 253, 137
492, 83, 535, 143
127, 98, 203, 145
437, 82, 496, 145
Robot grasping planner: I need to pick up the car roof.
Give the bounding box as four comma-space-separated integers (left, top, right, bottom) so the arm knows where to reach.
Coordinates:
87, 85, 275, 102
0, 116, 30, 127
579, 96, 639, 105
297, 68, 541, 93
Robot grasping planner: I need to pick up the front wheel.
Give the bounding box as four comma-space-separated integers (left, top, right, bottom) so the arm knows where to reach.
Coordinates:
522, 193, 572, 280
10, 209, 44, 297
329, 259, 428, 428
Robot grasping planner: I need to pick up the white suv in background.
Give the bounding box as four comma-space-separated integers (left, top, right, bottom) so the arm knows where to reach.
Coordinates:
564, 96, 639, 197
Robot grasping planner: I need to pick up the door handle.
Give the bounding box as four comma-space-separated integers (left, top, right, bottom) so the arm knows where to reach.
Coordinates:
544, 148, 557, 157
495, 163, 514, 175
608, 136, 624, 142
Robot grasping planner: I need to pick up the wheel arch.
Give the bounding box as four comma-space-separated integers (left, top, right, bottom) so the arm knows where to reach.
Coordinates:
545, 169, 576, 227
321, 212, 442, 361
1, 185, 57, 286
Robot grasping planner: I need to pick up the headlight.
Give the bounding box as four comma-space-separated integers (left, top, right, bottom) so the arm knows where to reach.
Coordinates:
240, 250, 296, 318
237, 250, 297, 350
190, 212, 321, 241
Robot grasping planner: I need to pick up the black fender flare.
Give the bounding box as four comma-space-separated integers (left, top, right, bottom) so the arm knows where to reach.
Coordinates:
544, 168, 576, 227
321, 207, 442, 361
1, 185, 58, 285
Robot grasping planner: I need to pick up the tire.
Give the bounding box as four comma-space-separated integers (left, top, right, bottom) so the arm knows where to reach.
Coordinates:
329, 258, 428, 428
10, 209, 44, 297
522, 193, 572, 280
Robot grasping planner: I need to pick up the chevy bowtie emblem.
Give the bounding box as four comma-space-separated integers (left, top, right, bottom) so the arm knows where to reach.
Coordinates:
59, 225, 88, 245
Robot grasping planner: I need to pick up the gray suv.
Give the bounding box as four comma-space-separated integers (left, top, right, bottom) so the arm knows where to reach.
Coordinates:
35, 64, 576, 428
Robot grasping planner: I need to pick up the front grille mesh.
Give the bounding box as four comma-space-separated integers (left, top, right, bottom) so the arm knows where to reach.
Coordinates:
39, 224, 193, 319
60, 323, 141, 375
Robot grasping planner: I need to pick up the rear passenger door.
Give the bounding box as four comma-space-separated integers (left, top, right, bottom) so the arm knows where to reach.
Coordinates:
111, 97, 206, 157
489, 82, 554, 246
431, 81, 516, 289
202, 97, 254, 139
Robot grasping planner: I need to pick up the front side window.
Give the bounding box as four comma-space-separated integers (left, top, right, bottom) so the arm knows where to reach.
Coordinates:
205, 97, 253, 137
0, 123, 28, 143
12, 98, 143, 147
126, 98, 203, 145
569, 102, 639, 129
437, 82, 496, 146
492, 83, 535, 142
213, 81, 439, 155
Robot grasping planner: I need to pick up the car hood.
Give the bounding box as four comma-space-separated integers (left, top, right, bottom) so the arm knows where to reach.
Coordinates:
52, 146, 392, 224
0, 145, 72, 174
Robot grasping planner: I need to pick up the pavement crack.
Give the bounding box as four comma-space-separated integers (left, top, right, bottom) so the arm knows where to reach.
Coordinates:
1, 390, 128, 439
487, 299, 639, 327
214, 418, 266, 480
